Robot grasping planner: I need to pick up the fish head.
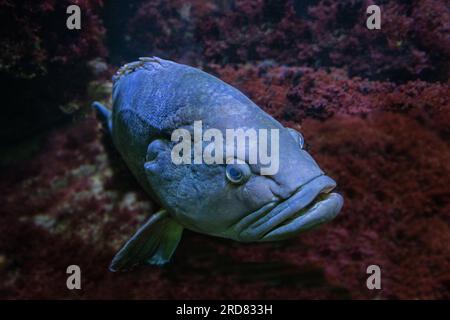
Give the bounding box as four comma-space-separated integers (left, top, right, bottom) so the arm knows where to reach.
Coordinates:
144, 99, 343, 242
220, 124, 344, 242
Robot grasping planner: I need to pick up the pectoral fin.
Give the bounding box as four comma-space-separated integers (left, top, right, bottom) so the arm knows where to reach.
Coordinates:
109, 210, 183, 271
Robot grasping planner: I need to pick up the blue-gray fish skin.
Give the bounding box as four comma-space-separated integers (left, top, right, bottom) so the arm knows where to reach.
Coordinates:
92, 57, 343, 271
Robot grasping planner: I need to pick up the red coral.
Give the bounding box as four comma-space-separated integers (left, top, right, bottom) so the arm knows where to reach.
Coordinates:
122, 0, 217, 65
208, 63, 450, 137
197, 0, 449, 82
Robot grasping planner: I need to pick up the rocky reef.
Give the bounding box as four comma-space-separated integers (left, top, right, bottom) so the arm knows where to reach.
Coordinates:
0, 0, 107, 146
0, 0, 448, 299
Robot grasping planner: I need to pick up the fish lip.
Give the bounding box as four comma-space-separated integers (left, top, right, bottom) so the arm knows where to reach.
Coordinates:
239, 175, 338, 241
261, 192, 343, 241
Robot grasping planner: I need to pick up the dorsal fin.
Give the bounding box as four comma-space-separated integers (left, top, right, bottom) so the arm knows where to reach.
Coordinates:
113, 57, 165, 83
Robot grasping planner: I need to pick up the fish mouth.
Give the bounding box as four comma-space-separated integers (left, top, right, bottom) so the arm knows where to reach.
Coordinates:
237, 175, 343, 242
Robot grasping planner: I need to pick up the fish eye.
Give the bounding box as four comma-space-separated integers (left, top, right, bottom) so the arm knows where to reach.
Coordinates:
298, 134, 305, 149
225, 163, 251, 184
287, 128, 305, 149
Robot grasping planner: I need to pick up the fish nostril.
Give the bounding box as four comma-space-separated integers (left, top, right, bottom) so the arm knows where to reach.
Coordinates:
146, 139, 166, 162
146, 152, 157, 162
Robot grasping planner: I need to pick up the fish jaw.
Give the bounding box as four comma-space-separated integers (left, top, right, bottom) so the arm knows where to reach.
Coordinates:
260, 192, 343, 241
227, 175, 343, 242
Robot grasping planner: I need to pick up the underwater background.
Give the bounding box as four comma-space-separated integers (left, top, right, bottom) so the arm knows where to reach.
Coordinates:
0, 0, 449, 299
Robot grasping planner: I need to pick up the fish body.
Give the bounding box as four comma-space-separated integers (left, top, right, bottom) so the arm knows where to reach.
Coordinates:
93, 57, 343, 271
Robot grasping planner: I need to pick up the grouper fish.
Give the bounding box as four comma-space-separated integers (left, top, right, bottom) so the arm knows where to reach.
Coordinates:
92, 57, 343, 271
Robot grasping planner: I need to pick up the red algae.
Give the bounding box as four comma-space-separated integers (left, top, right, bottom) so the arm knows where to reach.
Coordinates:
1, 63, 449, 298
198, 0, 450, 82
